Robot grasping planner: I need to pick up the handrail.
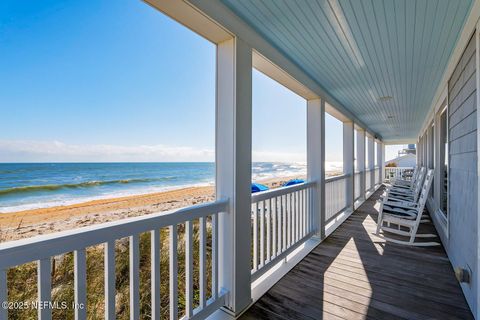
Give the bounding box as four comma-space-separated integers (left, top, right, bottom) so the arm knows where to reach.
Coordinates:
325, 173, 350, 183
251, 181, 316, 203
0, 199, 228, 269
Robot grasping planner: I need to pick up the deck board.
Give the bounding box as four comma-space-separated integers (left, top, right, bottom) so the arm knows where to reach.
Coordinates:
241, 187, 473, 320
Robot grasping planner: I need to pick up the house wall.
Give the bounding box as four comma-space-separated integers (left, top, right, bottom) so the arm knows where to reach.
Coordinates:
385, 154, 417, 167
447, 33, 477, 314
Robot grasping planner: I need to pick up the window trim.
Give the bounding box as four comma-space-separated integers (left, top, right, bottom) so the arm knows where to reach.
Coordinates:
437, 105, 449, 229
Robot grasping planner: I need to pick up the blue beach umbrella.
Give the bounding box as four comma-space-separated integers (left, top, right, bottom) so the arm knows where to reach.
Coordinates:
283, 179, 305, 187
251, 183, 269, 193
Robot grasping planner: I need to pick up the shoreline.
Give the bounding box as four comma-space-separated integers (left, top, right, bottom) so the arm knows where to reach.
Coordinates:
0, 175, 309, 242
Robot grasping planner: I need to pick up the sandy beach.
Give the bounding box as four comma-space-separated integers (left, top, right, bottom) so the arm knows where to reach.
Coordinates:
0, 175, 306, 242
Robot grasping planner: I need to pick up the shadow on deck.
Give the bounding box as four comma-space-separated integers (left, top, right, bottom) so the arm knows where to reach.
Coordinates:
241, 186, 473, 320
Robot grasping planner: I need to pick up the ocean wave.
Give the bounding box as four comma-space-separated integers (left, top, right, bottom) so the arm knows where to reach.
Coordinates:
0, 181, 214, 213
0, 178, 158, 196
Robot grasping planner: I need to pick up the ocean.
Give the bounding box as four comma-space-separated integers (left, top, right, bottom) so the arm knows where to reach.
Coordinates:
0, 162, 316, 213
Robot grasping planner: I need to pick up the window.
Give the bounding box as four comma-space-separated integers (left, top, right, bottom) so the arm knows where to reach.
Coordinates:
439, 108, 448, 216
429, 124, 435, 169
428, 123, 435, 199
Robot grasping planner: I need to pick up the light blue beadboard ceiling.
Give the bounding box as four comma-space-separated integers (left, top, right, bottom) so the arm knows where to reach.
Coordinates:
221, 0, 473, 141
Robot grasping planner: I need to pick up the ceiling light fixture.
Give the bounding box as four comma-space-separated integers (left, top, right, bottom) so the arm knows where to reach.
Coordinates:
378, 96, 393, 102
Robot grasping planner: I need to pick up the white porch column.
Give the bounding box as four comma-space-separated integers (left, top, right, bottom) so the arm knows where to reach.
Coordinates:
307, 98, 325, 239
376, 140, 383, 184
343, 121, 354, 211
380, 142, 385, 183
216, 37, 252, 315
367, 135, 375, 191
356, 129, 366, 200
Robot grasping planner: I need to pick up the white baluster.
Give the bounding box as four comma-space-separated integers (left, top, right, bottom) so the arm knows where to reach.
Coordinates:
266, 198, 271, 262
104, 241, 116, 320
151, 230, 161, 320
37, 258, 51, 320
272, 197, 277, 258
260, 201, 265, 267
74, 249, 87, 320
185, 222, 193, 318
0, 269, 7, 320
282, 195, 287, 251
169, 225, 178, 320
211, 213, 218, 300
199, 217, 206, 309
129, 234, 140, 320
253, 202, 258, 271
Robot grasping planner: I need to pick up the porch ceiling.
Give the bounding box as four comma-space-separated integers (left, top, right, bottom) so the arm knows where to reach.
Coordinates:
221, 0, 473, 141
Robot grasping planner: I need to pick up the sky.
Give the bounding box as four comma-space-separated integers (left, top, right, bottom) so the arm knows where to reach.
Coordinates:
385, 144, 410, 162
0, 0, 344, 163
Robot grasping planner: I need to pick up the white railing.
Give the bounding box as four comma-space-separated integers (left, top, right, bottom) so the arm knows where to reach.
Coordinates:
374, 167, 380, 185
365, 168, 372, 191
0, 200, 228, 320
325, 174, 349, 222
354, 171, 361, 201
250, 181, 316, 282
384, 167, 414, 182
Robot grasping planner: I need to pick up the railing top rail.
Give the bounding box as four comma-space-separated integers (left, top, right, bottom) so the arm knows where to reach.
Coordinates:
325, 173, 350, 183
251, 181, 316, 203
0, 199, 228, 269
385, 167, 415, 169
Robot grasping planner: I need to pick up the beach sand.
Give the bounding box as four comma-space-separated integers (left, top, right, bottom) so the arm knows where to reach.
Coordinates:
0, 175, 306, 242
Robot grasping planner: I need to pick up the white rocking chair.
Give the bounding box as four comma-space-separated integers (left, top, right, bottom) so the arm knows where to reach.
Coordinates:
375, 169, 439, 246
382, 167, 426, 205
390, 166, 419, 187
387, 167, 425, 192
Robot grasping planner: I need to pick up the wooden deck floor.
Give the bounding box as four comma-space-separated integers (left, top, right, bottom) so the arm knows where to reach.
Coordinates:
241, 187, 473, 320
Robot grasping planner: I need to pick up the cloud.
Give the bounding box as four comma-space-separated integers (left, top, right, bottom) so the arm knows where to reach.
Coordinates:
0, 140, 215, 162
0, 140, 309, 163
0, 140, 312, 162
252, 150, 306, 163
